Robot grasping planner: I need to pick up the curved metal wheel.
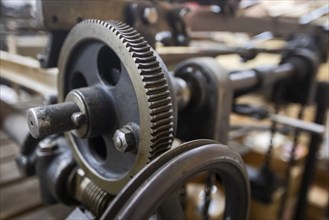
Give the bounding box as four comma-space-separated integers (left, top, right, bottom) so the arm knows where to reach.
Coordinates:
101, 140, 250, 220
57, 19, 175, 194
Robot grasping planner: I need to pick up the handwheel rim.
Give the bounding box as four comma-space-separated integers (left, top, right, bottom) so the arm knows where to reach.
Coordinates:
102, 140, 250, 219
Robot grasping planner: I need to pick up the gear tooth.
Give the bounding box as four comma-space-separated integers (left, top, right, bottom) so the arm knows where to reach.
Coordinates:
152, 136, 172, 149
151, 130, 173, 143
150, 110, 172, 122
135, 56, 157, 63
137, 60, 159, 69
126, 41, 148, 48
131, 51, 154, 58
129, 45, 152, 53
148, 91, 170, 102
142, 73, 164, 82
124, 37, 145, 44
149, 97, 171, 109
140, 67, 163, 76
151, 122, 174, 135
150, 105, 172, 117
152, 117, 173, 130
145, 85, 169, 95
122, 32, 141, 39
144, 78, 167, 89
106, 20, 174, 161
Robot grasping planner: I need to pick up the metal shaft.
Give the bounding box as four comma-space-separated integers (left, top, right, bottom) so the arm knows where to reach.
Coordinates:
27, 102, 81, 139
230, 63, 295, 96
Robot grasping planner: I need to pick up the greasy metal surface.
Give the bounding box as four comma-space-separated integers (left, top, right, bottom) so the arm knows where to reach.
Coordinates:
57, 20, 175, 194
69, 169, 113, 218
101, 140, 250, 220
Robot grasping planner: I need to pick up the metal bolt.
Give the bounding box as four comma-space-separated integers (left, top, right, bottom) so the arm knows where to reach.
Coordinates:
143, 7, 158, 24
38, 138, 58, 153
113, 125, 137, 153
71, 112, 87, 127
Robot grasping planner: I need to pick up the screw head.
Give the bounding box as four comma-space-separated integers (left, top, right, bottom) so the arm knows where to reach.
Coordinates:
113, 126, 136, 152
71, 112, 87, 127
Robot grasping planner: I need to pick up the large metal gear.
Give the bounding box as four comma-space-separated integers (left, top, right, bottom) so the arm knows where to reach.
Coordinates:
57, 19, 175, 194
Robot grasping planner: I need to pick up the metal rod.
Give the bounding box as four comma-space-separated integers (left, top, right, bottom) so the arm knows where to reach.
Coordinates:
277, 105, 305, 220
270, 114, 325, 135
27, 102, 81, 139
230, 70, 259, 91
229, 63, 295, 95
293, 82, 329, 220
258, 63, 295, 86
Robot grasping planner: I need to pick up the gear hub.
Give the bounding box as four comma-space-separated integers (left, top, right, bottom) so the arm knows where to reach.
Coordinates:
28, 20, 176, 194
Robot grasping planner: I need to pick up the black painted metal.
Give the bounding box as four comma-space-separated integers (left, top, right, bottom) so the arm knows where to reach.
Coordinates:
35, 136, 77, 205
293, 82, 329, 220
101, 140, 250, 220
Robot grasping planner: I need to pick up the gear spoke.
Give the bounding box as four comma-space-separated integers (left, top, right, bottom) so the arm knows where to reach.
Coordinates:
57, 19, 175, 194
68, 42, 104, 89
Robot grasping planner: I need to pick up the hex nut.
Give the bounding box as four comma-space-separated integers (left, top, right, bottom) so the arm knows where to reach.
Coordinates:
113, 126, 136, 152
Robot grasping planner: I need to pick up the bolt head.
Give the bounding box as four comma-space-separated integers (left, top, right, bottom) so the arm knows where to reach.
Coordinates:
113, 127, 136, 152
71, 112, 87, 127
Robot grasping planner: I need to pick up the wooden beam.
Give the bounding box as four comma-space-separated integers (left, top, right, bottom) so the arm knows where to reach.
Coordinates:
0, 51, 57, 96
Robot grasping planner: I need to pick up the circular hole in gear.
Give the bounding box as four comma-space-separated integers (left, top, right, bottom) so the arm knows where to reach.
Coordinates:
71, 72, 88, 89
97, 45, 121, 86
89, 136, 107, 162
